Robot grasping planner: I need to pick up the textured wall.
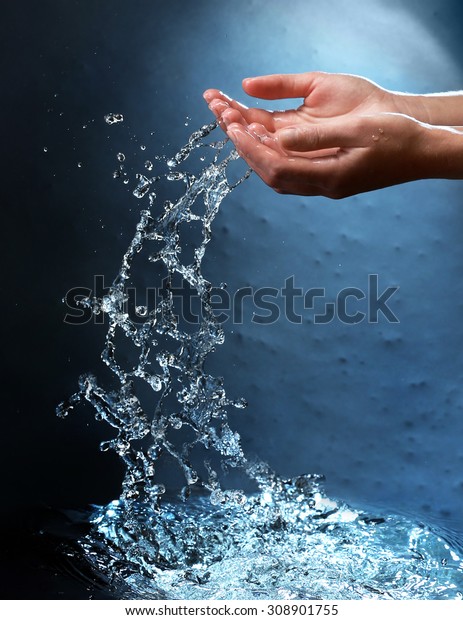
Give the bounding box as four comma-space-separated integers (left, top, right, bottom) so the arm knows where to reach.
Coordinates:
3, 0, 463, 534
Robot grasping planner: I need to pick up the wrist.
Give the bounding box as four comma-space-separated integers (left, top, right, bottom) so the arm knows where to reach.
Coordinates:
418, 123, 463, 180
389, 92, 434, 124
390, 92, 463, 126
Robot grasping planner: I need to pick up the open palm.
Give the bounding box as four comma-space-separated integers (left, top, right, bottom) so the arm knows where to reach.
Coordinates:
204, 72, 400, 133
203, 72, 444, 198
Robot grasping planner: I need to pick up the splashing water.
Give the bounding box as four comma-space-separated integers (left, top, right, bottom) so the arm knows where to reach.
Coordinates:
57, 121, 463, 600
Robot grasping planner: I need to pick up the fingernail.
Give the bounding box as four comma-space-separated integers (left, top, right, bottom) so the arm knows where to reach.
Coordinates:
227, 128, 239, 142
210, 100, 229, 115
203, 91, 214, 103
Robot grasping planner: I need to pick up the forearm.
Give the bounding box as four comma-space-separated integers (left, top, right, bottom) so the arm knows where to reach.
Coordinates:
393, 91, 463, 126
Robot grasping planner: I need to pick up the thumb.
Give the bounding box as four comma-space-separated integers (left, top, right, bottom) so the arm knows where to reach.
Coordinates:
242, 72, 318, 100
277, 121, 361, 152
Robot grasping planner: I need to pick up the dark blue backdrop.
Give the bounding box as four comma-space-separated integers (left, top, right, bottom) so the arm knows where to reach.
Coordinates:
2, 0, 463, 597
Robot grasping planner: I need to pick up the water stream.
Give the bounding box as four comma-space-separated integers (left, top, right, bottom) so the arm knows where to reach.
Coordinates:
57, 120, 463, 600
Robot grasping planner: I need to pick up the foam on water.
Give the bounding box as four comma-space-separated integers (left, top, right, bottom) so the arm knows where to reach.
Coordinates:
57, 121, 463, 599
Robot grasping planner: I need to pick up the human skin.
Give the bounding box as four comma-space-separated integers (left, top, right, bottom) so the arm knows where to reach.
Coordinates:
203, 72, 463, 198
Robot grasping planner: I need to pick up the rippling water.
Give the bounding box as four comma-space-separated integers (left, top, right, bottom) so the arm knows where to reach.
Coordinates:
57, 119, 463, 600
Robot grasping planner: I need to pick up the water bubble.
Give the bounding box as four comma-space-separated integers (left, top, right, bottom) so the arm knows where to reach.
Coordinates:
135, 305, 148, 316
144, 160, 153, 171
167, 171, 185, 182
77, 162, 83, 168
147, 375, 162, 391
43, 146, 48, 153
117, 152, 126, 162
105, 112, 124, 125
170, 416, 183, 429
140, 145, 146, 151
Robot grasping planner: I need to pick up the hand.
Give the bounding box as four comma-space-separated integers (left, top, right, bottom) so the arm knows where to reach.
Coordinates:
244, 112, 447, 197
203, 72, 463, 198
204, 72, 403, 130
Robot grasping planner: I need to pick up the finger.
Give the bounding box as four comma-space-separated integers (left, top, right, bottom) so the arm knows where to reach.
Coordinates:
225, 123, 283, 181
204, 88, 303, 130
209, 98, 258, 135
204, 88, 277, 129
247, 122, 288, 155
207, 98, 231, 131
226, 122, 336, 195
203, 88, 226, 104
242, 73, 321, 100
277, 120, 366, 152
243, 121, 340, 159
208, 98, 230, 117
224, 97, 277, 129
267, 153, 341, 196
221, 106, 248, 128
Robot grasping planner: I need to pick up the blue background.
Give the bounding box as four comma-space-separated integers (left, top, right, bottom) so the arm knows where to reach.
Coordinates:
2, 0, 463, 595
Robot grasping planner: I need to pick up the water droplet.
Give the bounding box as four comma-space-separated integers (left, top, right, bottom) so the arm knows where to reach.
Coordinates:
43, 146, 48, 153
77, 162, 83, 168
170, 416, 183, 429
140, 145, 146, 151
117, 152, 125, 162
133, 174, 151, 199
104, 112, 124, 125
144, 160, 153, 171
167, 171, 185, 182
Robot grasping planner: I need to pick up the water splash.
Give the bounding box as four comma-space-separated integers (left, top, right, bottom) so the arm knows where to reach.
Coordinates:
57, 121, 463, 600
80, 492, 463, 600
57, 120, 256, 507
